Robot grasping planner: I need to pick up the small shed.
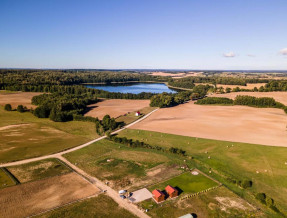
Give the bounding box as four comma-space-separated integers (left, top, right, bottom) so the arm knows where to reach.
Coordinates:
135, 111, 141, 116
165, 185, 178, 198
152, 189, 165, 203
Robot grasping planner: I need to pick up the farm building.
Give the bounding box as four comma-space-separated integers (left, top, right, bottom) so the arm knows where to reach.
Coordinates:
165, 185, 178, 198
152, 189, 165, 203
135, 111, 141, 116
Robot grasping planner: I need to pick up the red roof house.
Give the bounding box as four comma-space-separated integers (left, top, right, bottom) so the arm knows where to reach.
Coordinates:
165, 185, 178, 198
152, 189, 165, 203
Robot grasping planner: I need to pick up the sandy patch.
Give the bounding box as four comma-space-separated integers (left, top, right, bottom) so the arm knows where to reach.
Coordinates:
0, 92, 41, 108
85, 99, 150, 119
212, 91, 287, 105
0, 172, 99, 218
215, 197, 255, 211
0, 124, 31, 131
130, 102, 287, 147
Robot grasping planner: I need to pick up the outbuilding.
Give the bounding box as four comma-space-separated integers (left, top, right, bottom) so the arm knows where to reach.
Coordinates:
152, 189, 165, 203
165, 185, 178, 198
135, 111, 141, 116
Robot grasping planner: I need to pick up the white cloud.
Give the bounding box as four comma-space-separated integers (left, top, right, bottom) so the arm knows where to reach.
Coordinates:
247, 54, 255, 57
223, 52, 235, 57
279, 48, 287, 55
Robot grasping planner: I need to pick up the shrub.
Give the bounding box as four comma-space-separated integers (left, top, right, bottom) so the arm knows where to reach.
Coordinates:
241, 180, 252, 189
4, 104, 12, 111
266, 197, 274, 207
17, 105, 25, 113
255, 193, 266, 204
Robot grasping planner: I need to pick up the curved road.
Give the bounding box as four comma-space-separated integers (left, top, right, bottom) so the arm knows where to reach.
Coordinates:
0, 109, 159, 218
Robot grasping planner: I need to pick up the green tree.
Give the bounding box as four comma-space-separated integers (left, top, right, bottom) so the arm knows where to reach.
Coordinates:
4, 104, 12, 111
17, 105, 25, 113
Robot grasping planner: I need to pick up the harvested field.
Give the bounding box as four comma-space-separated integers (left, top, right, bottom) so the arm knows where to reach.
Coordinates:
217, 83, 266, 90
85, 99, 150, 119
213, 91, 287, 105
7, 159, 72, 183
0, 91, 41, 108
129, 102, 287, 147
0, 172, 99, 218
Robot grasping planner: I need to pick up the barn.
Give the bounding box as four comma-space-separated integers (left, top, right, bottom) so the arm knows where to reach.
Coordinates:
152, 189, 165, 203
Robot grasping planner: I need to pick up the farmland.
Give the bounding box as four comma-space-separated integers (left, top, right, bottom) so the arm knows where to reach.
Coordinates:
118, 129, 287, 214
129, 101, 287, 147
63, 139, 183, 190
0, 91, 41, 108
84, 99, 150, 119
38, 194, 136, 218
0, 107, 99, 163
0, 172, 100, 218
7, 158, 72, 183
0, 168, 16, 188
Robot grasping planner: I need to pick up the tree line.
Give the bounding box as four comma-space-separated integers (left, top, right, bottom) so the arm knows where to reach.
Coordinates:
196, 96, 287, 114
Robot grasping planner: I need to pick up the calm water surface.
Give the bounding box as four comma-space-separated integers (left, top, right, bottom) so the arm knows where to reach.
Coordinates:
86, 83, 177, 94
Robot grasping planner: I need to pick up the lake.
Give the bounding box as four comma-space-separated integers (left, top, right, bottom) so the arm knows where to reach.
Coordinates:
86, 83, 177, 94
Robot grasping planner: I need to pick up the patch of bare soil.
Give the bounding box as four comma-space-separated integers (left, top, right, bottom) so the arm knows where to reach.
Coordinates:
0, 124, 31, 131
130, 102, 287, 147
212, 91, 287, 105
215, 197, 255, 211
0, 92, 41, 108
0, 172, 99, 218
85, 99, 150, 119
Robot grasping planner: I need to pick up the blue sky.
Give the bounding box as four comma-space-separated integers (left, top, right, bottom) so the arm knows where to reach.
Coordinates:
0, 0, 286, 70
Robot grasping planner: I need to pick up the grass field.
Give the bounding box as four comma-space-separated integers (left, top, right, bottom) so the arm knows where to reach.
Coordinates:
139, 186, 262, 218
0, 107, 99, 163
0, 168, 16, 188
64, 139, 183, 190
38, 194, 136, 218
116, 106, 156, 124
7, 159, 72, 183
118, 129, 287, 215
149, 172, 218, 195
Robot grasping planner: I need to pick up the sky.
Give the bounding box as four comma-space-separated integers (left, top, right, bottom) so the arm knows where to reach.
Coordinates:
0, 0, 286, 70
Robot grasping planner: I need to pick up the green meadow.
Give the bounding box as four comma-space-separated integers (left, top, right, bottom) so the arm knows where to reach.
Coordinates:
0, 107, 99, 163
119, 129, 287, 215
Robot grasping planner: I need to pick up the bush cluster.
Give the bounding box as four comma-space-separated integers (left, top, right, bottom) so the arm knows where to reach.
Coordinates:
255, 193, 280, 213
109, 135, 186, 156
195, 97, 234, 105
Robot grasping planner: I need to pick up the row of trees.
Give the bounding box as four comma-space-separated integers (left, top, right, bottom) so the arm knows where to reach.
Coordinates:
195, 97, 234, 105
4, 104, 27, 113
150, 85, 211, 108
195, 96, 287, 114
109, 135, 186, 156
255, 193, 280, 213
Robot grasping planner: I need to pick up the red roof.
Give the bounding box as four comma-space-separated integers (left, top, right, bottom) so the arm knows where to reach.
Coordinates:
165, 185, 177, 194
152, 189, 164, 198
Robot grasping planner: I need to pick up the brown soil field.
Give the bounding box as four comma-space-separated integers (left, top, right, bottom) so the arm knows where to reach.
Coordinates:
213, 91, 287, 105
216, 83, 266, 90
0, 91, 41, 108
0, 172, 99, 218
129, 102, 287, 147
85, 99, 150, 119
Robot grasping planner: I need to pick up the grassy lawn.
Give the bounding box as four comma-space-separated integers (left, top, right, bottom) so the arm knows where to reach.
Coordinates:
119, 129, 287, 215
64, 139, 183, 190
116, 107, 156, 124
149, 172, 218, 195
7, 158, 72, 183
139, 186, 263, 218
38, 194, 136, 218
0, 168, 16, 188
0, 107, 99, 163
